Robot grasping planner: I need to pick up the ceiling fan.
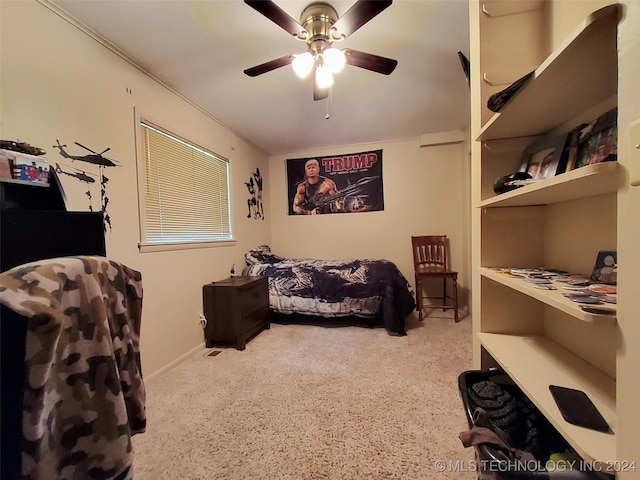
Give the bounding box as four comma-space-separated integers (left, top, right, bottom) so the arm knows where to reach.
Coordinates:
244, 0, 398, 101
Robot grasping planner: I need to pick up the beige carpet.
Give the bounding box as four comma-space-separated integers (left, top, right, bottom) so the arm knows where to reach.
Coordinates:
131, 314, 477, 479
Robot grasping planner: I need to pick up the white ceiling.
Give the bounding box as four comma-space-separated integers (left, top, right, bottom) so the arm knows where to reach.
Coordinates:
50, 0, 471, 155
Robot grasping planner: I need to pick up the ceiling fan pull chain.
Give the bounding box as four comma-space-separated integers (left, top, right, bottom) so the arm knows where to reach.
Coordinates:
325, 89, 331, 119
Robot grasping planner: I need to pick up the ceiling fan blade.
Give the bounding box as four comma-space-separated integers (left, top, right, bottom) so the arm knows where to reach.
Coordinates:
244, 0, 308, 38
344, 49, 398, 75
313, 82, 329, 101
244, 54, 294, 77
332, 0, 393, 39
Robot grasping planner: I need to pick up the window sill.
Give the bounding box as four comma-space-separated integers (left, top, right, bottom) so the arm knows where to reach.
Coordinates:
139, 239, 236, 253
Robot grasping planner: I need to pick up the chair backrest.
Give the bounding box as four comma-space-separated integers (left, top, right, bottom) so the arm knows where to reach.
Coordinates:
411, 235, 449, 271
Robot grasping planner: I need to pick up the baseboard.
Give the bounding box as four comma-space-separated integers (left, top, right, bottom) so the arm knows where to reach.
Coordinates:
144, 342, 206, 382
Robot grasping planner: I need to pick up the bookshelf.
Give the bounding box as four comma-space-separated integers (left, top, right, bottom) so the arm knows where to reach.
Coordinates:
470, 1, 621, 468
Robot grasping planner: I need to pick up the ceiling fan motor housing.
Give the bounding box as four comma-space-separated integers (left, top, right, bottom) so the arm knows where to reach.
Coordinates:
300, 3, 339, 55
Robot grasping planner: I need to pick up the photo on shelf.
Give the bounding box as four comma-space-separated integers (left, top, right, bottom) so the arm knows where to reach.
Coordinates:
575, 107, 617, 169
519, 133, 569, 181
589, 250, 617, 285
559, 123, 588, 173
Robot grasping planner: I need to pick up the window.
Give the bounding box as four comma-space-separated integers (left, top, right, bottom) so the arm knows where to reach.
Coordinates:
137, 120, 232, 251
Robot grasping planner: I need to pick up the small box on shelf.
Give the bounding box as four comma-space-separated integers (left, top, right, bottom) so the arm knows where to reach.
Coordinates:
0, 149, 50, 186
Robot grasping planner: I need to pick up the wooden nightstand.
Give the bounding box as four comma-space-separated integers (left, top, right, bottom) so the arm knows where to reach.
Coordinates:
202, 276, 269, 350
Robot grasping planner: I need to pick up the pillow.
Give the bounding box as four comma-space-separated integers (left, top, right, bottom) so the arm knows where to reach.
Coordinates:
245, 245, 283, 265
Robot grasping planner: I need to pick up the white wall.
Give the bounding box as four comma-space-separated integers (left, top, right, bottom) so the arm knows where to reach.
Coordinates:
268, 136, 471, 316
550, 0, 615, 49
0, 1, 271, 377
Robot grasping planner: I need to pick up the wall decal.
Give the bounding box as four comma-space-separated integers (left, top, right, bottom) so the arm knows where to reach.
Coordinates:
55, 163, 96, 209
53, 140, 119, 232
287, 149, 384, 215
52, 140, 119, 167
245, 167, 264, 220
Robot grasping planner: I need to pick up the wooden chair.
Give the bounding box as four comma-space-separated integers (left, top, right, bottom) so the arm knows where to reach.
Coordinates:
411, 235, 459, 322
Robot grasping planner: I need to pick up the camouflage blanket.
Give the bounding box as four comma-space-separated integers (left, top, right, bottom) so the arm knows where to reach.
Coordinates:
243, 246, 416, 335
0, 256, 146, 480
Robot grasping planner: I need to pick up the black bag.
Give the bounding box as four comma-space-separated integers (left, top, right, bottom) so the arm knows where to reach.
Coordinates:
493, 172, 533, 194
488, 71, 535, 113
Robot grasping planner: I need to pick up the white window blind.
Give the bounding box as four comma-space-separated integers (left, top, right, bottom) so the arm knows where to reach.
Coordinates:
139, 121, 232, 246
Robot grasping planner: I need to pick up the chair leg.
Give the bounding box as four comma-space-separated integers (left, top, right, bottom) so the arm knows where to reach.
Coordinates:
453, 276, 459, 323
416, 277, 423, 321
442, 278, 447, 311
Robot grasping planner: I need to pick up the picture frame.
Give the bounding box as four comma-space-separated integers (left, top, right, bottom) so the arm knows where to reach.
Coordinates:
589, 250, 616, 285
575, 107, 617, 169
559, 123, 588, 173
519, 133, 569, 181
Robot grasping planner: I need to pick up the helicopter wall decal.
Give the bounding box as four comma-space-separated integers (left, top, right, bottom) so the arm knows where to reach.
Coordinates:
53, 139, 118, 232
52, 139, 119, 167
55, 163, 95, 184
56, 162, 97, 211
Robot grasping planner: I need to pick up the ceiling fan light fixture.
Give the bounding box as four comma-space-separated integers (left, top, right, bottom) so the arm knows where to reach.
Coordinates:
315, 64, 334, 89
244, 0, 398, 100
323, 48, 346, 73
292, 52, 314, 78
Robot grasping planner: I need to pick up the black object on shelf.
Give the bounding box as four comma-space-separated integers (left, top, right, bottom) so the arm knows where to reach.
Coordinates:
458, 51, 470, 87
549, 385, 611, 433
493, 171, 534, 194
487, 71, 535, 113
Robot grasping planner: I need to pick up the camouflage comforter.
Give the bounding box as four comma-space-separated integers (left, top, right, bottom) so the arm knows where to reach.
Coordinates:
243, 246, 416, 335
0, 256, 146, 480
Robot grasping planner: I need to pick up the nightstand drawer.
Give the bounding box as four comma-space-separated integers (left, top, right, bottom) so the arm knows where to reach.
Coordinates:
244, 308, 270, 340
242, 282, 268, 316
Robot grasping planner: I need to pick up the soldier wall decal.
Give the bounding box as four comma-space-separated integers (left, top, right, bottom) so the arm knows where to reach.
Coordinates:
245, 168, 264, 220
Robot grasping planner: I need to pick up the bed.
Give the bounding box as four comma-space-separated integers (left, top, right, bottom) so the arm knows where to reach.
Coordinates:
242, 245, 416, 336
